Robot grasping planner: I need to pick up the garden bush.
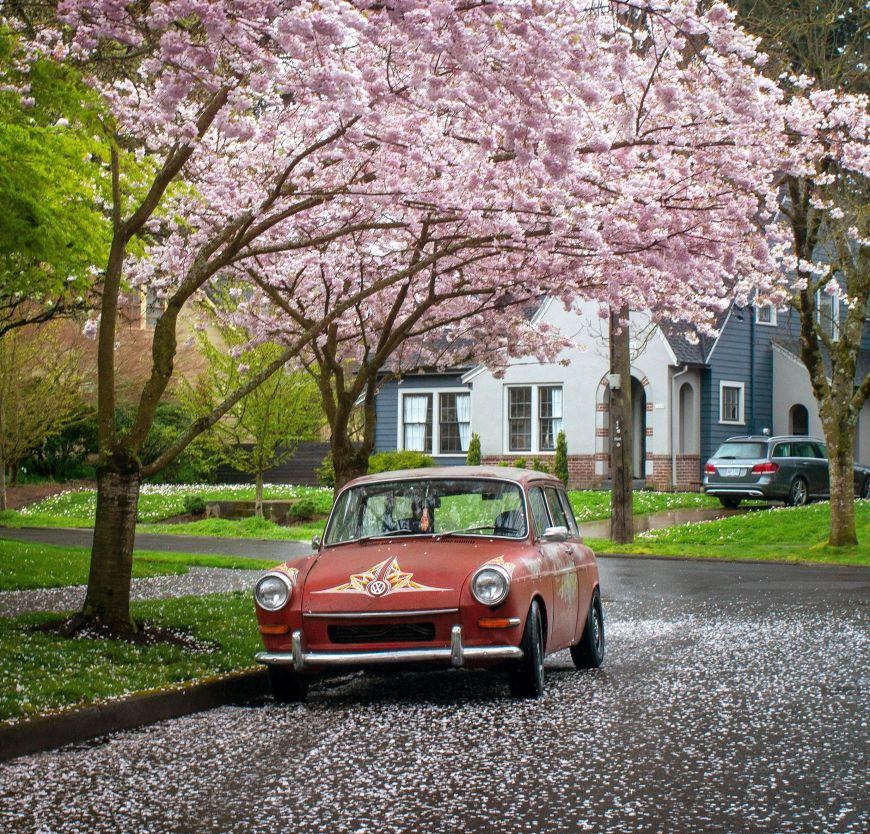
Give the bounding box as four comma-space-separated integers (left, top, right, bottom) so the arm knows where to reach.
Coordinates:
368, 451, 433, 474
466, 433, 481, 465
554, 431, 569, 485
182, 495, 207, 516
287, 497, 320, 522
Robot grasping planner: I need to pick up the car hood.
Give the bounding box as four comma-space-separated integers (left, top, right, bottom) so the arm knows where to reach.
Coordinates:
301, 537, 522, 613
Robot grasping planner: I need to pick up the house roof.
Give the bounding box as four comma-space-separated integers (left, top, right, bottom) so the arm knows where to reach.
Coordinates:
659, 307, 732, 366
773, 338, 870, 383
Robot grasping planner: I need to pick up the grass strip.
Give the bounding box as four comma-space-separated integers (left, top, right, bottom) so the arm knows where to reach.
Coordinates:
0, 592, 260, 722
138, 515, 326, 541
0, 539, 279, 591
587, 501, 870, 566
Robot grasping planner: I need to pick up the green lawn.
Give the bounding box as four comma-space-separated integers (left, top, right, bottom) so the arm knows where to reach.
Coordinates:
587, 500, 870, 566
2, 483, 721, 540
0, 592, 261, 721
0, 538, 278, 591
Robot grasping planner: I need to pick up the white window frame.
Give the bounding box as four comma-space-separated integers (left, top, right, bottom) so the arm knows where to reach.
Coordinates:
754, 303, 777, 326
396, 388, 470, 458
503, 384, 563, 455
719, 381, 745, 426
815, 289, 840, 341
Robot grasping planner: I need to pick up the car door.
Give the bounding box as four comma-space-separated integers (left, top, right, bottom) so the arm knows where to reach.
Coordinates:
793, 440, 825, 497
808, 441, 831, 497
542, 486, 582, 650
527, 486, 559, 651
770, 442, 796, 498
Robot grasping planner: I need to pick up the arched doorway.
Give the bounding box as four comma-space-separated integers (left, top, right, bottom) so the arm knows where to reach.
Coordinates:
632, 376, 646, 479
790, 404, 809, 435
679, 382, 695, 453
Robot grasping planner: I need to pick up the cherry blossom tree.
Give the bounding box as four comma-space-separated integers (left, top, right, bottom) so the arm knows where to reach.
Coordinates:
7, 0, 787, 632
735, 0, 869, 546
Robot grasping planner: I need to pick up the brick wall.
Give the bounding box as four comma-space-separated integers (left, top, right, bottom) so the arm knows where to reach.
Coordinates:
481, 454, 600, 489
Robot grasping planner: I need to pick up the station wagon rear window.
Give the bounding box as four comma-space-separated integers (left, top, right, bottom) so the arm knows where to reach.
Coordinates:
712, 442, 767, 460
325, 478, 528, 545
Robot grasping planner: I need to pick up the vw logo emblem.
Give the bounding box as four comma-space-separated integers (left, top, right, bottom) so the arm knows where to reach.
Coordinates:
367, 580, 389, 597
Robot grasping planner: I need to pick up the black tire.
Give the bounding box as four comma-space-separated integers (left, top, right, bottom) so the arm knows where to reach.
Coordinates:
861, 478, 870, 500
787, 477, 808, 507
267, 665, 309, 703
508, 600, 545, 699
718, 496, 741, 509
571, 588, 605, 669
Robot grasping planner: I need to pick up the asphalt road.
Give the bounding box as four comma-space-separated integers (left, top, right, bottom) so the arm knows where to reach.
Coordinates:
0, 525, 311, 559
1, 558, 867, 834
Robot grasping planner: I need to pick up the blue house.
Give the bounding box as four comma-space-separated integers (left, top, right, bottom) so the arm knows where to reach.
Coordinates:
372, 297, 870, 489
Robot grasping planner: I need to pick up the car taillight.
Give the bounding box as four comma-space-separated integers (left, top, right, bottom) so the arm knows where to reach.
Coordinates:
704, 463, 716, 473
752, 461, 779, 474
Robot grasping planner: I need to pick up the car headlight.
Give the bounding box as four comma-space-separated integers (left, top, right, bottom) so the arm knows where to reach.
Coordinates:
255, 573, 294, 611
471, 564, 511, 606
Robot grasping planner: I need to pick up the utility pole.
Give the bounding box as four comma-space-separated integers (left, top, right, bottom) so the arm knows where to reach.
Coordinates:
609, 305, 633, 543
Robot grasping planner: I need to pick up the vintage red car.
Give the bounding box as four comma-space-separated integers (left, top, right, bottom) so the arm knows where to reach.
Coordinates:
254, 466, 604, 701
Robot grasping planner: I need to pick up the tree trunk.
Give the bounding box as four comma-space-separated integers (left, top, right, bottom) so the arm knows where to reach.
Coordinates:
826, 427, 857, 547
0, 374, 5, 512
609, 306, 633, 543
79, 464, 141, 633
332, 438, 370, 493
255, 471, 264, 517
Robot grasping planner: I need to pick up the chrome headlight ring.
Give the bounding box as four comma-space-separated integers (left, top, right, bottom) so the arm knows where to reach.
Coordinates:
471, 564, 511, 606
254, 572, 294, 611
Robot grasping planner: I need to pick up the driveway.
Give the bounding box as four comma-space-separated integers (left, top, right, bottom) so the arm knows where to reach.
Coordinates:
1, 557, 866, 834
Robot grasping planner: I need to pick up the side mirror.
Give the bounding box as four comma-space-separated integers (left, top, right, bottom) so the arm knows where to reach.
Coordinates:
311, 535, 322, 551
541, 526, 568, 543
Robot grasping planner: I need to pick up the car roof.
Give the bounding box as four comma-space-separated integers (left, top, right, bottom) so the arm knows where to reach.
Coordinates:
344, 465, 564, 489
721, 435, 825, 444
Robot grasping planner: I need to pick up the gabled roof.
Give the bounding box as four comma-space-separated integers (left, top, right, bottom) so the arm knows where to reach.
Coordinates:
659, 306, 732, 366
773, 338, 870, 384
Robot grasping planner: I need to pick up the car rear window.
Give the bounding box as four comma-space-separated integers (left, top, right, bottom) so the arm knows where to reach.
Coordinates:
713, 442, 767, 460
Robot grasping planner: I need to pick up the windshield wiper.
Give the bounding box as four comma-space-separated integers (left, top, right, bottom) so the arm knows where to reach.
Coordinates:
435, 525, 497, 540
358, 529, 421, 544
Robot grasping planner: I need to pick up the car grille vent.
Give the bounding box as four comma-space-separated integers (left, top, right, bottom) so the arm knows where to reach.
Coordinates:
328, 623, 436, 644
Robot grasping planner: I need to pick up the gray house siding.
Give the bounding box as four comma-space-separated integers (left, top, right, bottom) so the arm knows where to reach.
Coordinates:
374, 373, 470, 466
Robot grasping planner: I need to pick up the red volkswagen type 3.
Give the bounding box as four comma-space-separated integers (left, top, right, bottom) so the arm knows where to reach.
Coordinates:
254, 466, 604, 701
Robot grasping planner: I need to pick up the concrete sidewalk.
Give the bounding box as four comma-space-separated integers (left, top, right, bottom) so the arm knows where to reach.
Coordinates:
0, 525, 311, 560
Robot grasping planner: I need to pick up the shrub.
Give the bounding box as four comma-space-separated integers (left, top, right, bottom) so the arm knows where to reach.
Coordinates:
513, 457, 526, 469
531, 457, 550, 473
317, 452, 335, 487
182, 495, 207, 516
466, 433, 481, 465
497, 460, 510, 467
554, 431, 569, 486
287, 497, 319, 522
368, 451, 434, 474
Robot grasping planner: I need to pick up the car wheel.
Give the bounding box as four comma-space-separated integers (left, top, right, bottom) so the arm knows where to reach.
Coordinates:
861, 478, 870, 500
508, 600, 545, 699
787, 477, 808, 507
571, 588, 605, 669
718, 496, 741, 509
267, 665, 309, 703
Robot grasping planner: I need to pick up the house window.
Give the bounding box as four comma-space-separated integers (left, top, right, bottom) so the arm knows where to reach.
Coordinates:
439, 392, 471, 454
719, 381, 745, 425
538, 386, 563, 451
508, 387, 533, 452
506, 384, 564, 453
816, 290, 840, 341
402, 394, 432, 452
755, 304, 777, 326
399, 390, 470, 455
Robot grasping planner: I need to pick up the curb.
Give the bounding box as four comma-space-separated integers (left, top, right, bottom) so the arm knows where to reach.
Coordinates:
0, 669, 269, 763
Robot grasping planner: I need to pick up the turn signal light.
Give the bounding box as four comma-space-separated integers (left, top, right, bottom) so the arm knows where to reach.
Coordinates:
258, 624, 290, 635
704, 463, 716, 473
478, 618, 520, 629
751, 462, 779, 474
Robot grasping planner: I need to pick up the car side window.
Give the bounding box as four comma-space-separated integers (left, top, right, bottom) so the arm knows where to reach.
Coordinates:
556, 489, 579, 536
793, 441, 815, 458
528, 487, 552, 538
810, 442, 827, 459
772, 443, 790, 458
543, 487, 569, 530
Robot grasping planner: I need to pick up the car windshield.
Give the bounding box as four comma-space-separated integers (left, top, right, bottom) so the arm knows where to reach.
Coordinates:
324, 477, 528, 545
713, 441, 768, 460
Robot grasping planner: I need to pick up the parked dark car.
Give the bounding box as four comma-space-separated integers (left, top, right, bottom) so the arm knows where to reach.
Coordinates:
703, 435, 870, 508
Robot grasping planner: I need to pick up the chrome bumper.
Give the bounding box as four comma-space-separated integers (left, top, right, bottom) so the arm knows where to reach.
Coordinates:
255, 624, 523, 670
704, 487, 766, 497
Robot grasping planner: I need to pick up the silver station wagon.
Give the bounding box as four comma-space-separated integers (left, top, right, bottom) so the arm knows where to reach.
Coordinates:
702, 435, 870, 508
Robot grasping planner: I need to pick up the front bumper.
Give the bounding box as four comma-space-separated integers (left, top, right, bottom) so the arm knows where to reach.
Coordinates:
255, 624, 523, 670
